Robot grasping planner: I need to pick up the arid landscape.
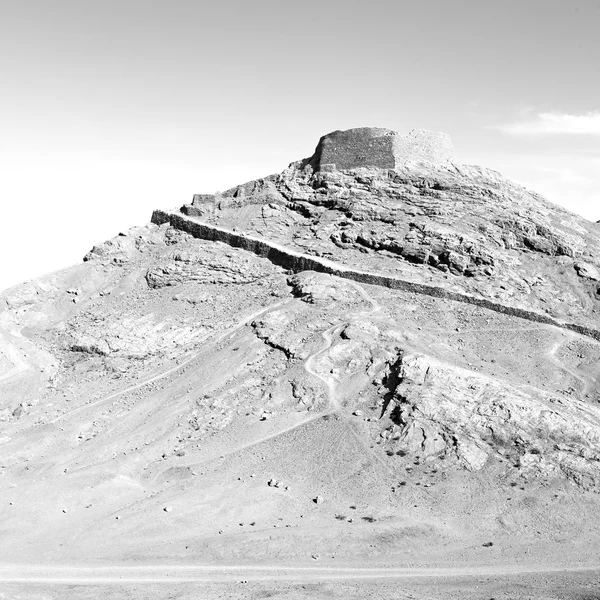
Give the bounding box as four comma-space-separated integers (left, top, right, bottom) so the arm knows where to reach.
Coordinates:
2, 127, 600, 599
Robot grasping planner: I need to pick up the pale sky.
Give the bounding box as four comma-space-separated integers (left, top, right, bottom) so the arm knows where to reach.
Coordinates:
1, 0, 598, 291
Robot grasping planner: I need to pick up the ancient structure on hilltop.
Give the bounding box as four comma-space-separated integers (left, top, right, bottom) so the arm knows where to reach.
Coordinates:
184, 127, 456, 217
307, 127, 455, 171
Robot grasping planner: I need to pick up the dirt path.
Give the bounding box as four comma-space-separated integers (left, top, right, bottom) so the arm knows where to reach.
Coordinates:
0, 563, 598, 584
303, 279, 382, 413
431, 325, 547, 335
347, 279, 383, 317
546, 332, 589, 394
48, 300, 291, 425
304, 324, 343, 412
168, 281, 382, 466
194, 412, 326, 465
429, 321, 600, 397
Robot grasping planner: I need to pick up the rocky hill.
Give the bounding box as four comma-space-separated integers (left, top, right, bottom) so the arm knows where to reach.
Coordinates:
2, 127, 600, 596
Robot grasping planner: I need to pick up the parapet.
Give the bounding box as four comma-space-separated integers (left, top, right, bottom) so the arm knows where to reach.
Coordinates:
307, 127, 454, 171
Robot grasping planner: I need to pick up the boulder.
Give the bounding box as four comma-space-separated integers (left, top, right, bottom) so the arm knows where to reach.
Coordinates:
574, 261, 600, 281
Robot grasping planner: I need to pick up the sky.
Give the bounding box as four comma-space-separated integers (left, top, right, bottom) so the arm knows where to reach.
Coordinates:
0, 0, 598, 291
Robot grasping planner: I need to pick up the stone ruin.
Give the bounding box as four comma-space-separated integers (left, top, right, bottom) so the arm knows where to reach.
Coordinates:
307, 127, 455, 171
184, 127, 455, 215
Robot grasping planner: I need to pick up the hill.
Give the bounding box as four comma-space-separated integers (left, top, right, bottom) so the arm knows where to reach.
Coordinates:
1, 127, 600, 598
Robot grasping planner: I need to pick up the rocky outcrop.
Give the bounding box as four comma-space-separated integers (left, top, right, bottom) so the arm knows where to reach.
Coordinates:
387, 352, 600, 489
146, 245, 279, 288
575, 261, 600, 281
333, 221, 496, 277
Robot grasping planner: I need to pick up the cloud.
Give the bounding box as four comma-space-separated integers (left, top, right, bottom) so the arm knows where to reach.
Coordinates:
494, 112, 600, 135
481, 153, 600, 220
537, 167, 591, 184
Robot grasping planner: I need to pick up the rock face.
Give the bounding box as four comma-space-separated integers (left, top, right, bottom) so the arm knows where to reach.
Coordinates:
390, 352, 600, 487
307, 127, 454, 171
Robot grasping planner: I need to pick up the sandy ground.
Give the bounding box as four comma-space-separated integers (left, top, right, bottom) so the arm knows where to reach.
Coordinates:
1, 566, 600, 599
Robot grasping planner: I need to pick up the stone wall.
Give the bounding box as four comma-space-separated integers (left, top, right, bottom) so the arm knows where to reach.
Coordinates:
309, 127, 398, 171
392, 129, 455, 165
151, 210, 600, 343
308, 127, 455, 171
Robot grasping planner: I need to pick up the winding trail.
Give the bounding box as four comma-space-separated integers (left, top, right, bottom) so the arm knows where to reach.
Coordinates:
303, 276, 384, 414
42, 279, 383, 474
304, 324, 344, 412
298, 279, 400, 476
152, 210, 600, 401
162, 281, 383, 467
547, 333, 589, 395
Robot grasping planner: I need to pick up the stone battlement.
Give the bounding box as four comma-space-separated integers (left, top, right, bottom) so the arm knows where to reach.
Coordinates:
307, 127, 455, 171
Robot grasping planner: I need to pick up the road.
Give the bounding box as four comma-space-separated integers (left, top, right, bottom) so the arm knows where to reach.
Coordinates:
0, 563, 598, 584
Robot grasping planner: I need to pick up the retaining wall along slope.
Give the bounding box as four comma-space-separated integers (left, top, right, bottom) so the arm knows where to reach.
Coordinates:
152, 209, 600, 343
